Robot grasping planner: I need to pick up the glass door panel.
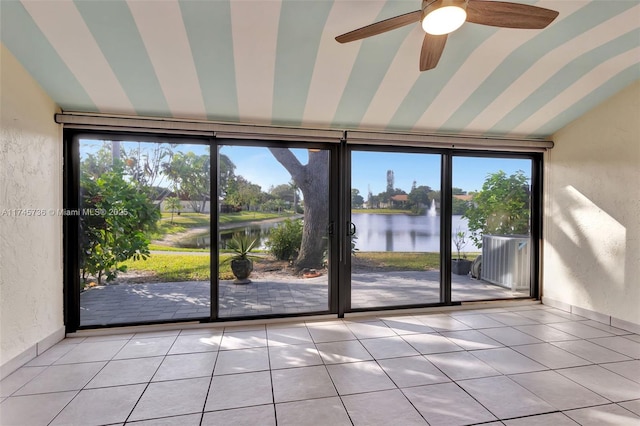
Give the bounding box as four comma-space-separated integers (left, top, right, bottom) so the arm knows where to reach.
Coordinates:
217, 145, 331, 318
350, 151, 442, 309
78, 139, 210, 326
451, 156, 533, 301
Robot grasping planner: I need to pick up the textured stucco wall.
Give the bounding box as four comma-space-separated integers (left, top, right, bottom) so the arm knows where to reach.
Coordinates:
0, 45, 64, 367
544, 79, 640, 325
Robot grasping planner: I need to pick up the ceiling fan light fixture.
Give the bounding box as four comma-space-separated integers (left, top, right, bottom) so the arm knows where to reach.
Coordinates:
422, 0, 467, 36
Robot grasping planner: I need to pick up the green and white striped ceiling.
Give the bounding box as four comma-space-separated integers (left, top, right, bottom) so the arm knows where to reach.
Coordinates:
2, 0, 639, 139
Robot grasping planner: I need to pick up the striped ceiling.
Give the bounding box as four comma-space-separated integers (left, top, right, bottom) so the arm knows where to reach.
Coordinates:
2, 0, 639, 140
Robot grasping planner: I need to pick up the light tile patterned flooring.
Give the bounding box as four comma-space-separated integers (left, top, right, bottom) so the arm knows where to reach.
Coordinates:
2, 304, 640, 425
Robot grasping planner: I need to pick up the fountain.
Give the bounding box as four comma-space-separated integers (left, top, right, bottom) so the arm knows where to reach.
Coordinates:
427, 199, 437, 217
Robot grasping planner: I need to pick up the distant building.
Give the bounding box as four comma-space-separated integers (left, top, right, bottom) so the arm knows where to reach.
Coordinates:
390, 194, 408, 208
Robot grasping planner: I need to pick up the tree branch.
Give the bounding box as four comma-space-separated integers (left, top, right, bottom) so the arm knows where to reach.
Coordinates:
268, 148, 305, 182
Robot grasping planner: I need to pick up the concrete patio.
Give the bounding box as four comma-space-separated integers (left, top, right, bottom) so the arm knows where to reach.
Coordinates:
80, 271, 528, 326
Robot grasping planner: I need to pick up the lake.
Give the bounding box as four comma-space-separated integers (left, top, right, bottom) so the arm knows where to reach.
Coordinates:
352, 214, 470, 252
189, 213, 471, 252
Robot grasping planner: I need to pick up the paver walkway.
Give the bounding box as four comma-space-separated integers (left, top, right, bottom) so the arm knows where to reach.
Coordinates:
80, 271, 528, 326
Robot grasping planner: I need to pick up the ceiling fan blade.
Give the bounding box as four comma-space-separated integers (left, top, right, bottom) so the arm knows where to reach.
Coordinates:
336, 10, 421, 43
466, 0, 559, 29
420, 33, 448, 71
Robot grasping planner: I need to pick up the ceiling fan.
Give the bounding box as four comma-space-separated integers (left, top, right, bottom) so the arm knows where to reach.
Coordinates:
335, 0, 559, 71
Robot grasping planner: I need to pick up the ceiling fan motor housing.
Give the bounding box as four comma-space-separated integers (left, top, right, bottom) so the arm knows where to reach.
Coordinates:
422, 0, 469, 19
422, 0, 469, 35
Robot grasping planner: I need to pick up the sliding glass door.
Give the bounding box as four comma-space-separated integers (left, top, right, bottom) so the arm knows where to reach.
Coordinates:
451, 156, 534, 301
77, 137, 211, 327
350, 150, 442, 309
216, 144, 333, 318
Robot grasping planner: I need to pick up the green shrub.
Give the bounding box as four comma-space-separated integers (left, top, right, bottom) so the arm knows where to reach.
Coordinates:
266, 219, 303, 260
80, 168, 160, 284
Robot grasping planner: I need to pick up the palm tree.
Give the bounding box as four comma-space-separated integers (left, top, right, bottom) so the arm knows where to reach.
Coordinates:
164, 196, 182, 224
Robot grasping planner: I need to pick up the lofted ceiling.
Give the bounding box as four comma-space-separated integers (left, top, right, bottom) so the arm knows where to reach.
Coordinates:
1, 0, 639, 140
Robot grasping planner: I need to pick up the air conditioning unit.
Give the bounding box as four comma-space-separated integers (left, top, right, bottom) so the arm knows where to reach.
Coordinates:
481, 235, 530, 291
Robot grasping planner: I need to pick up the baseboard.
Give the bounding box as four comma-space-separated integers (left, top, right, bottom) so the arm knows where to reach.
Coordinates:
542, 297, 640, 334
0, 326, 65, 380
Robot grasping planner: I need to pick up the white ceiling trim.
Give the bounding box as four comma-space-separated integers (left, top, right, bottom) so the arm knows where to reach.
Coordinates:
55, 111, 552, 152
346, 130, 553, 152
55, 112, 343, 143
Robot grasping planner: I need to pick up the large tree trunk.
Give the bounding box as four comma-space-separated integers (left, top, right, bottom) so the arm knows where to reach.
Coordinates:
269, 148, 328, 269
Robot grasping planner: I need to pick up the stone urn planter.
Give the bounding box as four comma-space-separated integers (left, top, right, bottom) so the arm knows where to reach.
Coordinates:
223, 234, 259, 285
230, 258, 254, 284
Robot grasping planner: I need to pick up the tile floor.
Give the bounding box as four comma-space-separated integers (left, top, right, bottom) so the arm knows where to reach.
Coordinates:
2, 304, 640, 425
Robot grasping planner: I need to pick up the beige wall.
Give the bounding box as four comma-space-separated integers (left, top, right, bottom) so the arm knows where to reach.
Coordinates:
0, 45, 64, 376
544, 80, 640, 327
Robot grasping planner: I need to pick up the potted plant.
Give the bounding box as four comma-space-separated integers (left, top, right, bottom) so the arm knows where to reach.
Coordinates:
452, 229, 472, 275
223, 234, 259, 284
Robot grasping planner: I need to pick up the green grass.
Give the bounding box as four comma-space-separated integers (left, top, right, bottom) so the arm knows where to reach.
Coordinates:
355, 251, 480, 270
159, 212, 210, 226
149, 213, 209, 239
150, 211, 293, 240
122, 251, 480, 282
148, 244, 209, 253
219, 211, 291, 224
122, 254, 211, 281
121, 253, 238, 281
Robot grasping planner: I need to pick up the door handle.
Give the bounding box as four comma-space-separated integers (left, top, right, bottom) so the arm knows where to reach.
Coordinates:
327, 222, 334, 235
348, 222, 357, 236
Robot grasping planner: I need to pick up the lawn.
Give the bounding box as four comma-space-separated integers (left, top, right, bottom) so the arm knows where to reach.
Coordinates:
148, 243, 209, 253
121, 253, 214, 281
354, 252, 479, 271
219, 211, 293, 224
150, 211, 294, 240
122, 251, 479, 282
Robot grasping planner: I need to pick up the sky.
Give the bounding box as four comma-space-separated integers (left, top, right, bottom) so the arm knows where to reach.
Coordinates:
220, 147, 531, 195
81, 140, 531, 195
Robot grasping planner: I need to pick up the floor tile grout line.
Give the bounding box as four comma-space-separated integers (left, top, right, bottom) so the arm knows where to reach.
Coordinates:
310, 331, 356, 425
546, 339, 634, 364
44, 352, 120, 426
505, 367, 619, 410
551, 363, 639, 405
45, 389, 82, 426
507, 341, 597, 369
585, 335, 640, 359
264, 326, 279, 426
502, 337, 638, 406
198, 339, 223, 426
599, 361, 640, 385
359, 322, 477, 425
2, 365, 51, 398
119, 349, 168, 425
